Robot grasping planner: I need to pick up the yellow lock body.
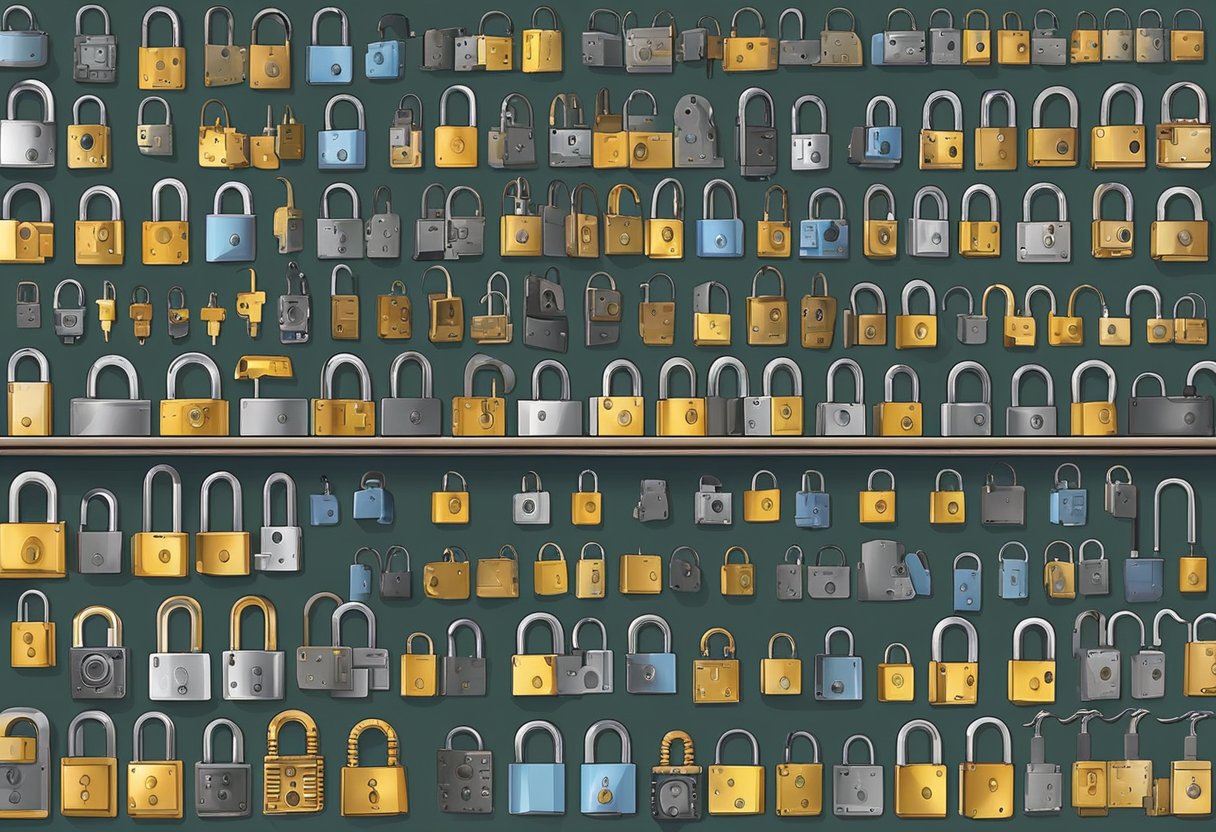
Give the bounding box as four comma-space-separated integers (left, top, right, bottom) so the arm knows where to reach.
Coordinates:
139, 47, 186, 90
263, 710, 325, 814
928, 661, 978, 705
423, 554, 469, 600
895, 763, 948, 817
62, 755, 118, 817
1171, 760, 1212, 815
619, 553, 662, 594
708, 764, 764, 814
775, 762, 822, 815
959, 762, 1014, 818
434, 125, 478, 168
878, 661, 915, 702
475, 551, 519, 599
400, 635, 438, 697
576, 553, 605, 598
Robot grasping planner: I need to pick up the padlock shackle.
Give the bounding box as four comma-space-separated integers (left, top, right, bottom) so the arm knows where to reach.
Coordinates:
310, 6, 349, 46
165, 351, 223, 401
405, 631, 434, 656
260, 472, 297, 528
714, 728, 760, 765
78, 184, 120, 222
447, 617, 484, 658
132, 710, 176, 762
1044, 539, 1075, 565
75, 3, 110, 35
578, 541, 603, 563
808, 186, 846, 221
444, 726, 485, 751
723, 545, 750, 566
945, 360, 992, 405
964, 716, 1012, 764
516, 610, 565, 655
960, 184, 999, 223
388, 350, 433, 399
203, 6, 235, 46
706, 355, 749, 398
299, 591, 342, 647
514, 719, 563, 764
883, 364, 920, 403
438, 84, 477, 127
530, 358, 571, 401
330, 600, 377, 649
1010, 363, 1055, 408
930, 615, 978, 662
841, 733, 876, 765
649, 177, 683, 220
202, 717, 244, 765
79, 486, 118, 532
700, 178, 739, 220
865, 95, 897, 128
1, 180, 50, 223
849, 281, 886, 314
68, 709, 116, 757
823, 625, 854, 657
319, 352, 372, 401
1130, 371, 1166, 398
1098, 81, 1144, 126
583, 718, 631, 765
535, 541, 563, 563
627, 613, 672, 654
1070, 359, 1117, 404
922, 89, 963, 130
250, 7, 291, 43
864, 183, 895, 221
141, 463, 182, 533
825, 358, 864, 405
979, 89, 1016, 128
155, 594, 204, 653
199, 470, 243, 533
71, 93, 106, 127
1031, 84, 1079, 128
900, 279, 937, 315
883, 641, 911, 665
1156, 185, 1205, 222
499, 91, 534, 129
1153, 477, 1198, 555
791, 93, 827, 135
998, 541, 1030, 563
319, 181, 360, 220
600, 357, 642, 397
762, 357, 801, 397
699, 626, 736, 658
1161, 81, 1209, 124
1173, 292, 1208, 321
230, 594, 277, 652
658, 356, 697, 399
6, 346, 47, 384
266, 709, 320, 756
1153, 608, 1191, 647
800, 469, 826, 494
1106, 609, 1145, 648
1012, 616, 1056, 660
72, 604, 121, 647
895, 718, 943, 766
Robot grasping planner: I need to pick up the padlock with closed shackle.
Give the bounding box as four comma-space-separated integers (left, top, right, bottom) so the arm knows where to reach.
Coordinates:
138, 6, 184, 89
148, 596, 211, 701
817, 358, 865, 436
736, 87, 777, 178
791, 94, 830, 169
920, 90, 963, 169
1092, 82, 1146, 169
974, 89, 1016, 169
73, 4, 113, 81
848, 95, 901, 168
800, 187, 849, 258
874, 364, 921, 437
1028, 86, 1080, 167
928, 616, 979, 705
489, 92, 536, 170
746, 357, 802, 435
863, 183, 897, 259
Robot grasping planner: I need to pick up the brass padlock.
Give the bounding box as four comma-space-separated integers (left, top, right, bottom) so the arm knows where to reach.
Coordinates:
435, 84, 478, 168
522, 5, 562, 72
920, 90, 964, 170
142, 177, 189, 265
470, 272, 512, 344
591, 358, 645, 436
1070, 359, 1118, 436
6, 347, 52, 437
75, 185, 125, 266
723, 7, 778, 70
571, 469, 602, 525
565, 182, 600, 257
329, 264, 359, 341
431, 471, 470, 524
592, 87, 627, 169
996, 11, 1029, 63
761, 633, 802, 696
1156, 81, 1211, 170
928, 616, 979, 705
465, 10, 514, 71
197, 98, 249, 169
389, 93, 422, 168
756, 184, 791, 258
624, 89, 673, 169
959, 183, 1001, 256
1043, 540, 1077, 598
1091, 82, 1146, 169
1051, 283, 1104, 346
1156, 478, 1207, 593
67, 94, 110, 169
1028, 85, 1080, 167
1171, 8, 1205, 61
862, 183, 897, 259
1122, 285, 1173, 344
161, 352, 229, 436
1006, 617, 1056, 703
720, 546, 754, 596
962, 9, 991, 64
1152, 186, 1209, 262
263, 710, 325, 814
800, 272, 837, 349
743, 470, 780, 523
709, 730, 764, 815
500, 177, 542, 256
423, 547, 470, 600
576, 542, 606, 598
1091, 182, 1136, 259
1174, 294, 1209, 345
400, 632, 438, 696
127, 711, 183, 818
452, 355, 514, 437
533, 542, 568, 596
894, 719, 947, 817
874, 366, 922, 437
959, 718, 1015, 818
128, 286, 153, 345
605, 183, 644, 255
746, 265, 788, 345
776, 730, 822, 816
878, 642, 915, 702
275, 105, 305, 160
1070, 10, 1101, 61
694, 628, 740, 704
377, 281, 411, 340
895, 279, 938, 349
985, 283, 1034, 346
859, 468, 898, 523
195, 471, 251, 576
619, 549, 662, 594
9, 589, 53, 668
340, 719, 408, 817
476, 544, 519, 599
638, 273, 675, 345
975, 90, 1018, 170
930, 468, 966, 525
312, 353, 375, 437
139, 6, 186, 89
424, 265, 463, 343
61, 711, 118, 817
131, 464, 188, 578
249, 8, 292, 89
844, 282, 888, 348
655, 356, 705, 436
512, 611, 563, 697
645, 177, 684, 259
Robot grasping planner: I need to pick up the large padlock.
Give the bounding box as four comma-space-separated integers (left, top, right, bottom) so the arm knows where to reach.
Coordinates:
0, 182, 52, 263
518, 360, 581, 437
512, 611, 564, 697
489, 92, 537, 170
656, 356, 705, 436
223, 595, 285, 701
61, 710, 117, 817
735, 87, 777, 178
1092, 82, 1146, 169
138, 5, 185, 89
1028, 86, 1080, 167
206, 181, 255, 263
67, 94, 110, 169
928, 616, 979, 705
1007, 617, 1057, 703
307, 6, 352, 84
791, 94, 830, 170
975, 90, 1017, 171
263, 709, 325, 814
941, 360, 993, 436
160, 352, 228, 436
959, 718, 1015, 818
248, 8, 292, 88
817, 358, 866, 435
509, 720, 564, 815
709, 730, 764, 816
437, 727, 493, 813
848, 95, 901, 168
874, 365, 920, 437
312, 353, 376, 437
589, 358, 643, 436
1, 471, 64, 578
142, 177, 189, 265
73, 4, 114, 81
1074, 610, 1120, 701
907, 186, 950, 258
130, 464, 187, 578
0, 79, 54, 168
1070, 359, 1118, 436
580, 720, 635, 815
127, 711, 183, 818
148, 595, 211, 701
1153, 477, 1207, 593
833, 735, 883, 816
1018, 182, 1072, 263
1152, 186, 1209, 262
815, 626, 862, 700
800, 187, 850, 258
196, 718, 250, 818
74, 185, 123, 265
196, 471, 250, 575
452, 354, 514, 437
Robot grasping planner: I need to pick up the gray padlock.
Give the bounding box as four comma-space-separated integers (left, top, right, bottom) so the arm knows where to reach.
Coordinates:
624, 10, 675, 73
295, 592, 352, 692
74, 4, 116, 82
882, 7, 926, 63
236, 356, 307, 438
413, 182, 447, 261
736, 87, 777, 179
548, 94, 590, 168
585, 271, 621, 347
564, 617, 614, 694
668, 547, 701, 592
982, 462, 1026, 525
1022, 712, 1062, 815
858, 539, 915, 602
1007, 364, 1057, 436
941, 360, 993, 436
256, 473, 301, 573
53, 278, 86, 345
778, 8, 820, 65
634, 479, 669, 523
379, 546, 412, 600
438, 727, 493, 813
276, 262, 311, 344
1077, 540, 1110, 596
523, 269, 569, 352
1106, 611, 1153, 699
14, 280, 38, 328
1129, 371, 1213, 437
908, 184, 950, 258
790, 94, 830, 170
817, 358, 866, 436
0, 707, 48, 816
0, 79, 55, 168
673, 93, 724, 168
1017, 181, 1071, 263
693, 475, 732, 526
388, 93, 421, 164
453, 11, 513, 72
365, 185, 401, 259
136, 95, 173, 156
330, 601, 390, 699
540, 179, 569, 258
382, 351, 442, 436
833, 734, 883, 816
1073, 610, 1120, 701
488, 92, 536, 169
677, 14, 720, 65
928, 7, 961, 63
222, 596, 285, 701
420, 25, 467, 70
582, 8, 624, 67
706, 356, 749, 437
512, 471, 552, 525
518, 360, 582, 436
317, 181, 364, 259
1134, 9, 1165, 62
776, 544, 803, 600
70, 605, 128, 699
442, 618, 487, 696
808, 544, 851, 599
1104, 464, 1137, 518
196, 718, 250, 818
70, 355, 153, 436
1030, 9, 1067, 64
148, 596, 212, 702
944, 286, 985, 345
745, 357, 801, 437
77, 487, 121, 574
1102, 7, 1134, 60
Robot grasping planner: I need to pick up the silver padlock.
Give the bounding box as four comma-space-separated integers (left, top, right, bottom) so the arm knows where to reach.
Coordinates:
582, 8, 624, 67
1106, 611, 1153, 699
256, 473, 302, 573
413, 182, 447, 261
1102, 7, 1134, 60
74, 4, 116, 82
0, 79, 54, 168
816, 357, 866, 436
778, 8, 820, 65
858, 539, 915, 601
518, 359, 582, 437
585, 271, 621, 347
330, 601, 390, 698
693, 475, 733, 526
908, 184, 950, 258
488, 92, 536, 169
1077, 539, 1110, 596
1104, 464, 1137, 518
880, 7, 926, 63
833, 734, 883, 816
736, 87, 777, 179
1022, 711, 1062, 815
148, 596, 212, 702
1030, 9, 1067, 64
1017, 182, 1071, 263
136, 95, 173, 156
277, 262, 311, 344
382, 351, 441, 436
790, 94, 830, 170
236, 356, 308, 437
1134, 9, 1165, 62
70, 355, 152, 436
317, 181, 364, 259
1006, 364, 1057, 436
295, 592, 352, 692
563, 617, 614, 694
443, 618, 487, 696
745, 357, 802, 437
624, 9, 674, 73
365, 185, 401, 259
776, 544, 803, 600
944, 286, 985, 344
633, 479, 668, 522
196, 718, 251, 818
673, 93, 724, 168
14, 280, 38, 328
53, 278, 86, 345
222, 595, 285, 701
512, 471, 552, 525
928, 7, 961, 63
808, 544, 851, 599
941, 360, 993, 436
677, 14, 720, 66
706, 356, 748, 437
78, 487, 121, 574
548, 93, 590, 167
1073, 609, 1120, 701
445, 185, 486, 261
420, 25, 467, 71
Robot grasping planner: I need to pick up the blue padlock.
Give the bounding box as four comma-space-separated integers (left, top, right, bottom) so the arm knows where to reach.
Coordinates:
309, 476, 340, 526
799, 187, 850, 258
1124, 553, 1164, 602
624, 614, 677, 693
205, 181, 256, 263
850, 95, 902, 168
814, 626, 863, 701
318, 93, 367, 170
0, 5, 47, 67
365, 13, 412, 79
794, 469, 831, 529
1049, 462, 1088, 526
509, 720, 566, 816
868, 31, 887, 65
696, 178, 744, 258
905, 549, 932, 596
580, 720, 636, 816
952, 552, 982, 612
349, 546, 381, 602
307, 6, 352, 84
353, 471, 394, 525
998, 541, 1029, 599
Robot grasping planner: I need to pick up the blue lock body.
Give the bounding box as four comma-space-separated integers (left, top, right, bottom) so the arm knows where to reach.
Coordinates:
1049, 462, 1088, 526
307, 6, 353, 84
510, 720, 566, 816
998, 541, 1029, 599
869, 32, 887, 65
0, 6, 47, 67
696, 179, 744, 258
349, 547, 380, 602
365, 13, 412, 79
794, 470, 831, 528
625, 614, 677, 694
905, 549, 932, 596
952, 552, 982, 612
309, 477, 340, 525
1124, 555, 1164, 602
580, 721, 636, 816
353, 471, 394, 524
318, 93, 367, 170
205, 181, 256, 263
814, 626, 863, 701
866, 126, 903, 164
799, 187, 849, 258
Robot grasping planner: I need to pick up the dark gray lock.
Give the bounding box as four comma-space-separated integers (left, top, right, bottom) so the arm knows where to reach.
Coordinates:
678, 15, 721, 76
1073, 610, 1120, 701
582, 8, 624, 66
53, 278, 86, 344
388, 93, 421, 163
778, 8, 820, 65
0, 707, 48, 817
833, 734, 883, 816
256, 473, 302, 573
541, 179, 569, 258
295, 592, 353, 692
928, 7, 961, 63
693, 475, 732, 525
74, 4, 116, 81
736, 87, 777, 179
563, 617, 614, 694
382, 351, 441, 436
488, 93, 536, 169
982, 462, 1026, 525
277, 262, 311, 344
706, 356, 749, 437
365, 185, 401, 259
1134, 367, 1216, 437
634, 479, 669, 523
78, 487, 121, 574
673, 93, 724, 168
166, 286, 189, 340
1077, 539, 1110, 596
776, 544, 803, 600
420, 25, 467, 70
523, 268, 568, 352
413, 183, 447, 261
70, 606, 128, 699
808, 544, 851, 599
196, 718, 250, 818
941, 359, 993, 436
379, 545, 412, 599
668, 546, 701, 592
1104, 464, 1138, 518
1030, 9, 1067, 63
1007, 363, 1057, 437
438, 727, 493, 813
585, 271, 621, 347
857, 539, 915, 601
444, 185, 485, 260
944, 285, 985, 345
548, 94, 590, 167
15, 280, 38, 328
442, 618, 487, 696
317, 182, 364, 259
882, 7, 926, 63
1023, 712, 1062, 815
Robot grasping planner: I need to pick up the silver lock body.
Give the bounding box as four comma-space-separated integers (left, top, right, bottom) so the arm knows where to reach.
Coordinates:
222, 648, 285, 701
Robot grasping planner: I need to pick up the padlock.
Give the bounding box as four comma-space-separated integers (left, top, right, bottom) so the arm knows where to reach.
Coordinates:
586, 357, 643, 436
817, 357, 866, 435
672, 92, 724, 169
1019, 711, 1063, 816
575, 541, 606, 598
193, 718, 251, 820
619, 614, 678, 697
263, 710, 325, 814
128, 464, 188, 578
692, 280, 731, 347
501, 177, 543, 257
1132, 8, 1166, 62
644, 177, 684, 258
197, 97, 248, 168
745, 356, 802, 435
1049, 462, 1088, 526
220, 596, 286, 702
307, 476, 339, 529
873, 7, 926, 64
578, 720, 635, 816
942, 360, 993, 436
73, 487, 123, 576
540, 180, 570, 258
589, 87, 627, 169
1183, 611, 1216, 696
1107, 708, 1155, 809
330, 601, 391, 698
437, 726, 493, 814
1043, 540, 1077, 599
1152, 477, 1207, 593
565, 469, 604, 528
124, 285, 152, 345
907, 186, 951, 258
1158, 80, 1212, 168
532, 542, 565, 595
6, 347, 49, 436
195, 472, 250, 576
471, 273, 512, 345
312, 352, 376, 437
1174, 294, 1209, 345
384, 95, 424, 170
691, 474, 731, 526
874, 365, 921, 437
0, 470, 64, 579
520, 5, 561, 72
863, 183, 897, 259
800, 187, 850, 258
1073, 610, 1121, 701
70, 605, 128, 700
8, 588, 50, 669
420, 264, 463, 343
1070, 359, 1119, 436
581, 7, 623, 66
352, 473, 393, 525
206, 181, 256, 263
316, 93, 366, 170
650, 729, 701, 821
293, 593, 350, 693
202, 6, 245, 86
0, 182, 50, 263
704, 356, 748, 437
347, 547, 379, 603
995, 541, 1030, 599
720, 6, 777, 70
658, 546, 697, 594
512, 612, 564, 697
583, 271, 620, 347
365, 13, 412, 80
959, 717, 1015, 818
509, 720, 564, 815
565, 183, 599, 258
633, 274, 675, 347
306, 6, 352, 84
399, 632, 437, 697
147, 596, 211, 704
957, 7, 991, 63
327, 264, 359, 340
617, 546, 662, 593
436, 618, 485, 697
1070, 9, 1101, 61
859, 467, 897, 521
790, 94, 830, 170
127, 711, 183, 819
1108, 611, 1160, 699
139, 177, 190, 266
452, 354, 515, 437
695, 179, 742, 258
1158, 711, 1213, 817
73, 4, 115, 81
1005, 363, 1056, 436
692, 627, 740, 704
819, 6, 862, 65
677, 14, 722, 70
794, 470, 831, 529
1091, 82, 1147, 170
67, 94, 110, 170
74, 185, 124, 266
974, 89, 1017, 171
0, 80, 53, 169
623, 9, 675, 72
896, 280, 938, 349
432, 84, 478, 168
801, 272, 837, 349
848, 95, 901, 169
489, 92, 537, 170
234, 356, 307, 438
420, 21, 467, 71
930, 468, 966, 525
1006, 617, 1057, 703
376, 351, 440, 436
159, 352, 228, 436
622, 89, 673, 170
13, 281, 37, 329
1029, 8, 1067, 63
272, 104, 304, 161
754, 184, 792, 259
1018, 182, 1072, 263
735, 87, 777, 178
995, 10, 1030, 63
60, 710, 117, 817
921, 8, 960, 63
455, 10, 514, 71
708, 730, 764, 815
928, 616, 979, 705
656, 356, 705, 436
519, 360, 582, 437
247, 7, 292, 88
559, 617, 614, 694
1028, 86, 1080, 167
49, 278, 84, 346
757, 632, 802, 696
920, 90, 963, 169
1152, 186, 1209, 262
363, 185, 401, 260
767, 544, 801, 600
893, 719, 948, 819
815, 626, 862, 700
858, 539, 916, 602
719, 546, 753, 596
1090, 182, 1137, 259
834, 735, 883, 816
138, 6, 185, 89
877, 642, 915, 702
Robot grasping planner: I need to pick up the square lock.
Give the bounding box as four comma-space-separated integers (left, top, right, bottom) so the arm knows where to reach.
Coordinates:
960, 761, 1013, 819
929, 12, 961, 64
929, 661, 978, 705
618, 553, 662, 594
760, 651, 802, 696
693, 476, 732, 525
878, 645, 915, 701
953, 554, 982, 612
512, 473, 551, 525
895, 760, 947, 818
742, 471, 780, 523
776, 759, 823, 817
1130, 648, 1165, 699
815, 627, 862, 701
431, 473, 470, 525
807, 546, 849, 599
834, 754, 884, 816
996, 14, 1030, 64
720, 548, 754, 596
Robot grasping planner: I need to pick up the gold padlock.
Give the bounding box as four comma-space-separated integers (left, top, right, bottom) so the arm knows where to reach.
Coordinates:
435, 84, 478, 168
576, 542, 606, 598
930, 468, 966, 525
329, 264, 359, 341
452, 355, 514, 437
723, 6, 778, 70
387, 93, 422, 168
6, 347, 51, 437
619, 549, 662, 594
340, 719, 408, 817
859, 468, 898, 522
160, 351, 229, 435
75, 185, 125, 266
127, 286, 153, 345
801, 272, 837, 349
198, 98, 249, 169
469, 10, 514, 70
142, 177, 189, 265
874, 367, 922, 438
195, 471, 251, 576
720, 546, 755, 596
1043, 540, 1077, 598
565, 183, 600, 258
1006, 617, 1057, 703
1070, 10, 1101, 61
423, 265, 463, 343
67, 94, 111, 169
844, 281, 888, 348
1028, 85, 1080, 167
638, 273, 676, 346
656, 356, 706, 437
1154, 478, 1208, 593
996, 11, 1030, 64
249, 8, 292, 89
431, 471, 469, 524
928, 616, 979, 705
1050, 283, 1103, 346
131, 464, 188, 578
0, 470, 65, 579
762, 357, 804, 436
746, 265, 788, 345
500, 176, 543, 256
604, 183, 644, 255
645, 178, 684, 259
591, 358, 645, 436
862, 183, 898, 259
894, 719, 947, 818
1152, 186, 1210, 262
376, 281, 411, 340
624, 89, 673, 169
895, 279, 938, 349
275, 106, 305, 160
962, 9, 992, 64
958, 717, 1015, 819
139, 6, 186, 89
61, 711, 118, 817
9, 589, 53, 667
1162, 710, 1212, 815
400, 632, 438, 697
1091, 182, 1136, 258
975, 90, 1018, 170
761, 632, 802, 695
312, 353, 375, 437
709, 729, 764, 814
571, 469, 602, 525
920, 90, 965, 170
1121, 285, 1173, 344
1106, 709, 1154, 809
955, 185, 1000, 261
776, 730, 822, 816
756, 184, 791, 258
533, 542, 568, 596
1091, 82, 1147, 168
743, 470, 781, 523
1183, 612, 1216, 695
470, 272, 512, 344
512, 611, 563, 696
264, 710, 325, 814
0, 183, 53, 264
1170, 9, 1205, 61
982, 283, 1035, 346
127, 711, 183, 818
1070, 359, 1118, 436
1174, 294, 1209, 345
522, 5, 562, 72
424, 547, 470, 600
248, 105, 279, 170
694, 628, 740, 704
1156, 81, 1212, 170
878, 642, 916, 702
475, 544, 519, 599
592, 87, 627, 169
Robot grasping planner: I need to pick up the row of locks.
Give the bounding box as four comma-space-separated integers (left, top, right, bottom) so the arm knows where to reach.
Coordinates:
12, 347, 1216, 436
0, 4, 1206, 82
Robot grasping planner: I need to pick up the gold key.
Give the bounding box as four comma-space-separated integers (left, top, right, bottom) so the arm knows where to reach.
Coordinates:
95, 279, 117, 342
236, 268, 265, 337
200, 292, 226, 344
129, 286, 153, 345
